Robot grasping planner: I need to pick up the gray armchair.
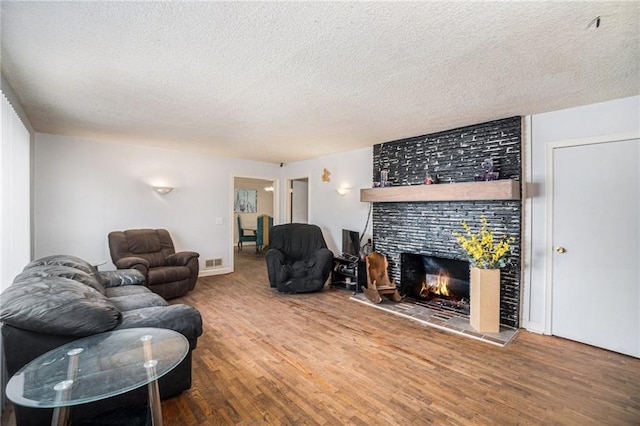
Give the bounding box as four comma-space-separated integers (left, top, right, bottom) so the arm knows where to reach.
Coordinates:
108, 228, 199, 299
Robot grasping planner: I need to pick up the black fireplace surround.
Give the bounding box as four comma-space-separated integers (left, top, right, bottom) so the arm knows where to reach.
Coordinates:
371, 117, 522, 328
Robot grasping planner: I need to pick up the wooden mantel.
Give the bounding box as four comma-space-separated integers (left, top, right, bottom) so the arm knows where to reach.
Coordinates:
360, 179, 520, 203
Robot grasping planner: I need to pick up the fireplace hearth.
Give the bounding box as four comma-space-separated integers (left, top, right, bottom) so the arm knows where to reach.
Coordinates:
401, 253, 470, 315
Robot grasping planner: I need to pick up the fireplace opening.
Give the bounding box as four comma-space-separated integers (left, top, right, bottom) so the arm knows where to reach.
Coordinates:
401, 253, 470, 315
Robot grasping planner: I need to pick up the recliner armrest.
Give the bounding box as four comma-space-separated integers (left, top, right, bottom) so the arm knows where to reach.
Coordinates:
166, 251, 199, 267
265, 249, 287, 288
115, 256, 149, 270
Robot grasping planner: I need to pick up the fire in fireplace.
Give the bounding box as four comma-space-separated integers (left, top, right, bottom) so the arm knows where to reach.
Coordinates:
401, 253, 470, 315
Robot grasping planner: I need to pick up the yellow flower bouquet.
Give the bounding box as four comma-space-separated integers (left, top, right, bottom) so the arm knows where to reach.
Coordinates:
453, 216, 515, 269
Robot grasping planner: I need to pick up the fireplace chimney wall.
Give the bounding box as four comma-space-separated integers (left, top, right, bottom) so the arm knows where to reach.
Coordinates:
371, 117, 522, 327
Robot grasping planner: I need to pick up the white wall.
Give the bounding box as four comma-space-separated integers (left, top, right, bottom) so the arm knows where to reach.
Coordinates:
34, 133, 280, 274
34, 134, 372, 273
524, 96, 640, 332
281, 147, 373, 255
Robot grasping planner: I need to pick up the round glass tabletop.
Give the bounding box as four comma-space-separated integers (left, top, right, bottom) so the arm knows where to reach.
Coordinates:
6, 327, 188, 408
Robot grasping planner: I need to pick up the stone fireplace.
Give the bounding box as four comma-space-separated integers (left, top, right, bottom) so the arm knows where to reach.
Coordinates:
370, 117, 522, 328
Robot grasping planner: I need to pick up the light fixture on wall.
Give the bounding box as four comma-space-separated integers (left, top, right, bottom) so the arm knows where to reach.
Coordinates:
336, 186, 351, 196
153, 186, 174, 195
264, 186, 274, 192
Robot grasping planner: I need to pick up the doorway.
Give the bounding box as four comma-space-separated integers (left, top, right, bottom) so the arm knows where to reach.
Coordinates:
232, 176, 277, 271
549, 137, 639, 357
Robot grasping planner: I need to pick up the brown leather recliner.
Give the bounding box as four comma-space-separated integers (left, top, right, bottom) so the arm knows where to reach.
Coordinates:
108, 228, 199, 299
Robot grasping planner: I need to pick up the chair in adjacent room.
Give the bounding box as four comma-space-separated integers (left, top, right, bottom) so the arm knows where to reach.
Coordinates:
363, 251, 402, 304
256, 214, 274, 253
237, 215, 257, 252
108, 228, 200, 299
265, 223, 334, 293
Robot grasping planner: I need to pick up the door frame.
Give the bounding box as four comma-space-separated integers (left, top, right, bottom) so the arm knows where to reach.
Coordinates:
544, 132, 639, 334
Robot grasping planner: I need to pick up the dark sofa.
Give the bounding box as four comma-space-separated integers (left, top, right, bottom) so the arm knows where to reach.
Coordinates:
0, 255, 203, 426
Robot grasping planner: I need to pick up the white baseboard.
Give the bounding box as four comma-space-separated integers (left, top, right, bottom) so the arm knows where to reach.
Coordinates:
198, 267, 232, 277
522, 321, 545, 335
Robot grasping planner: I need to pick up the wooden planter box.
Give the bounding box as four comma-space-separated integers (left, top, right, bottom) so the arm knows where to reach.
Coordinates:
470, 267, 501, 333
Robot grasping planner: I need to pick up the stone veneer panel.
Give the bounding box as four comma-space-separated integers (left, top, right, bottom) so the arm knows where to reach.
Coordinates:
371, 117, 522, 328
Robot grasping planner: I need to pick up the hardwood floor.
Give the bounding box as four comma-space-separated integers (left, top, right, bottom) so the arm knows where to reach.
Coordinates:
3, 250, 639, 425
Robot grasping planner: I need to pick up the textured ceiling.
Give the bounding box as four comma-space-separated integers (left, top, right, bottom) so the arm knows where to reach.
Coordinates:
1, 1, 639, 164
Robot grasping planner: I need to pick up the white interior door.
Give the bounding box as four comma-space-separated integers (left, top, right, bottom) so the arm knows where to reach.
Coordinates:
551, 138, 639, 357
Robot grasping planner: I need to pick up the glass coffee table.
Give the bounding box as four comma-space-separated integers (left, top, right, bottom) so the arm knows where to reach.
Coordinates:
5, 327, 188, 426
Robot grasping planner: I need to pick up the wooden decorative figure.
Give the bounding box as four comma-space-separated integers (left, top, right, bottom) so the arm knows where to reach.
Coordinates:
364, 252, 402, 304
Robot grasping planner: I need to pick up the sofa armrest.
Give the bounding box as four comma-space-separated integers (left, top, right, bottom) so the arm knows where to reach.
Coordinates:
116, 304, 203, 348
100, 269, 147, 287
165, 251, 199, 267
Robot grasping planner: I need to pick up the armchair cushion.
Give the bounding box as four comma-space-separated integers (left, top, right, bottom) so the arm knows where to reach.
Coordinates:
128, 230, 162, 254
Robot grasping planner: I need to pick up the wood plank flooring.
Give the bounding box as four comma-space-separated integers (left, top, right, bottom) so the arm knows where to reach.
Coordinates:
3, 250, 639, 425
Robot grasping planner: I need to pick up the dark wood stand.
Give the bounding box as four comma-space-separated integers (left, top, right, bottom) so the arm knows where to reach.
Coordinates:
331, 256, 366, 293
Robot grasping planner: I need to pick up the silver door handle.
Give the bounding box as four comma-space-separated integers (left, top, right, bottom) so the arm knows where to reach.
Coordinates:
555, 246, 566, 254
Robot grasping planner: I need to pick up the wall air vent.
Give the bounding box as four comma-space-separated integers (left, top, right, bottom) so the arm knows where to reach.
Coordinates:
205, 258, 223, 269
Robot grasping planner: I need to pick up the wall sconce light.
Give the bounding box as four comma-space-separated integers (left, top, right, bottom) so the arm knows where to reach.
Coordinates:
153, 186, 174, 195
336, 186, 351, 196
264, 186, 274, 192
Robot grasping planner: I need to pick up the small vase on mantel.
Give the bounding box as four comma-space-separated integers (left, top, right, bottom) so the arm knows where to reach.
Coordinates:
469, 267, 501, 333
